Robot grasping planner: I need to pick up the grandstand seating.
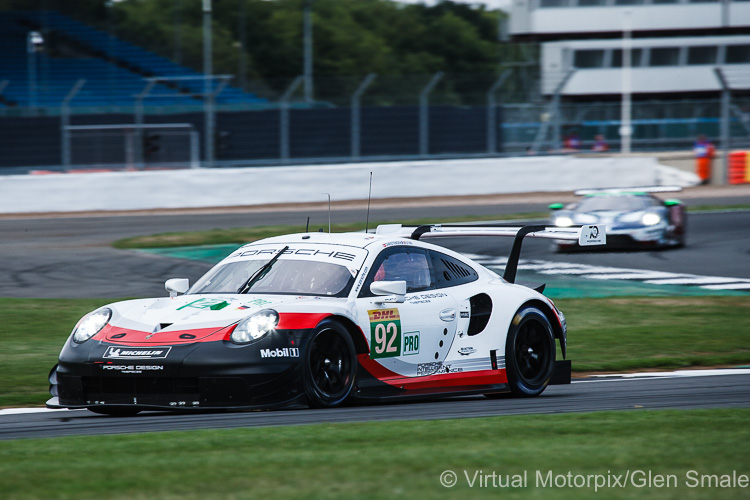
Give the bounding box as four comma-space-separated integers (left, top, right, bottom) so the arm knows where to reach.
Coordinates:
0, 10, 265, 109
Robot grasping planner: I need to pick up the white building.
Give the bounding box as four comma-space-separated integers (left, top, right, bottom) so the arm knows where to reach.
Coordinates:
510, 0, 750, 98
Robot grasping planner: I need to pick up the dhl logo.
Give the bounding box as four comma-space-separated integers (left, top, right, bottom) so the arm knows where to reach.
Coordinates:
368, 308, 400, 322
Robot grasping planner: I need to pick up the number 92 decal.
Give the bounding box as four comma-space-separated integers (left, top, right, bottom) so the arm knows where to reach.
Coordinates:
368, 308, 401, 359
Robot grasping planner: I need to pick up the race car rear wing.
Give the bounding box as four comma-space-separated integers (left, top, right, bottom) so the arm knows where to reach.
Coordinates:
376, 223, 606, 284
574, 186, 682, 196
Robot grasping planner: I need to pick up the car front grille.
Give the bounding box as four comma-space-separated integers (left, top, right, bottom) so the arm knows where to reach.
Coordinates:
83, 376, 200, 405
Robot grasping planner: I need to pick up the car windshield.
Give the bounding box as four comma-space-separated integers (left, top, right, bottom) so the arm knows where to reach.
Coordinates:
576, 195, 653, 212
189, 259, 354, 297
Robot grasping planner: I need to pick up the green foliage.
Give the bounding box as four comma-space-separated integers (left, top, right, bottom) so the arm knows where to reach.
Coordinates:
3, 0, 524, 101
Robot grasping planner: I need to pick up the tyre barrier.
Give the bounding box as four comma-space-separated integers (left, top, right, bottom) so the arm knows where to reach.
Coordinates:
729, 150, 750, 184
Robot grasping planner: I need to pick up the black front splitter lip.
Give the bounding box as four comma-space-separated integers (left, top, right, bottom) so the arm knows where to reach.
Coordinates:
46, 395, 308, 413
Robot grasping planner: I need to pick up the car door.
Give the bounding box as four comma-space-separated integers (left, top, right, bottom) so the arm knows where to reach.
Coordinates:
355, 245, 459, 379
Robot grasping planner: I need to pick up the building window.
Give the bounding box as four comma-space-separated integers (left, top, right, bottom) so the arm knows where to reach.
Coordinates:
577, 0, 606, 5
540, 0, 569, 7
652, 0, 679, 4
612, 49, 643, 67
649, 48, 681, 66
687, 46, 717, 65
614, 0, 644, 5
574, 50, 605, 68
726, 45, 750, 64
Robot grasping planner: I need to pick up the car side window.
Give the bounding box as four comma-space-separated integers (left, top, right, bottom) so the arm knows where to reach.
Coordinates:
359, 247, 434, 297
429, 250, 479, 289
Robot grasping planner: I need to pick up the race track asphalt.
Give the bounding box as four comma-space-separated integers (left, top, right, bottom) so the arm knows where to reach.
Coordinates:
2, 371, 749, 440
1, 187, 749, 298
0, 186, 748, 440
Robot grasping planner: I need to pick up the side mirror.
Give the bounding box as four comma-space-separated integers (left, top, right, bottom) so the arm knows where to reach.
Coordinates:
165, 278, 190, 298
549, 203, 564, 211
370, 280, 406, 304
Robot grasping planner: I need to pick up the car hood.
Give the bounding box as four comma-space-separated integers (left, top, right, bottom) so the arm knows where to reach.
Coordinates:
102, 294, 328, 344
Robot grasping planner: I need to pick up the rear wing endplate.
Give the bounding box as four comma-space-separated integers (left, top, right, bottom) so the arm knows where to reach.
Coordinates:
377, 223, 606, 284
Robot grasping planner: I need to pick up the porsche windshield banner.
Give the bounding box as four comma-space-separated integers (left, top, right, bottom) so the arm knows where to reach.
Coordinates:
227, 244, 368, 269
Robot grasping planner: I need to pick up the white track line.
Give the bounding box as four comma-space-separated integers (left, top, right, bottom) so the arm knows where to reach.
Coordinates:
467, 255, 750, 292
0, 407, 73, 416
574, 368, 750, 384
4, 370, 750, 415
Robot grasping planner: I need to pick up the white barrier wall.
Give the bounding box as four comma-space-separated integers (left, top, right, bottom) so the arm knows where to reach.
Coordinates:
0, 156, 698, 214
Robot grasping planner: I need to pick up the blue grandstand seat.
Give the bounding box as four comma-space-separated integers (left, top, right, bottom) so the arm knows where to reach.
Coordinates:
0, 10, 265, 109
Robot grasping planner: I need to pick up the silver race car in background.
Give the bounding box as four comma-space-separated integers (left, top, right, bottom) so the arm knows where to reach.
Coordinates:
549, 187, 686, 251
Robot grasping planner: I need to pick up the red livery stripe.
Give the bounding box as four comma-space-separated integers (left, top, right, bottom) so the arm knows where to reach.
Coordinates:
92, 313, 330, 346
357, 354, 507, 391
277, 313, 331, 330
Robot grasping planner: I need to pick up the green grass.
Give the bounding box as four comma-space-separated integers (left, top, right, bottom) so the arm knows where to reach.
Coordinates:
111, 205, 750, 250
1, 409, 748, 499
112, 213, 547, 249
0, 298, 112, 408
562, 296, 750, 372
1, 296, 748, 408
689, 204, 750, 212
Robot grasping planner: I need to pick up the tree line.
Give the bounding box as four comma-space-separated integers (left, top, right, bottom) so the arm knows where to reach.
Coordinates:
5, 0, 534, 102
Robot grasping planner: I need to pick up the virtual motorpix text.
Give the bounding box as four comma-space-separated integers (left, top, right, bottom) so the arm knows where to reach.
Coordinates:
439, 469, 750, 491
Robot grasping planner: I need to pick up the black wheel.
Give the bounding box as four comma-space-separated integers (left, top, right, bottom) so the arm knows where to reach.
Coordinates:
88, 407, 141, 417
505, 306, 556, 397
303, 320, 357, 408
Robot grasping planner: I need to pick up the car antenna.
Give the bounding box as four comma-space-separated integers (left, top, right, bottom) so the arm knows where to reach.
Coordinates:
323, 193, 331, 233
305, 216, 310, 233
365, 171, 373, 233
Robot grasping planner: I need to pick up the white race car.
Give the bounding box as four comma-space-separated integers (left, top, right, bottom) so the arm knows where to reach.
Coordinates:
48, 223, 605, 415
550, 187, 686, 250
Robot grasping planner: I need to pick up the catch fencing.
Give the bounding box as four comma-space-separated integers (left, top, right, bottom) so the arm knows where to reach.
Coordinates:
0, 71, 748, 171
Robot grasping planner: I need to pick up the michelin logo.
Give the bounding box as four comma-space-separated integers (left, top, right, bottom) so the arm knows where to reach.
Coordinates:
104, 347, 171, 359
260, 347, 300, 358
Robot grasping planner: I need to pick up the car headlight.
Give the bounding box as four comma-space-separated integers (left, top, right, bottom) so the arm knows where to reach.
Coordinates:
642, 213, 661, 226
554, 216, 574, 227
73, 308, 112, 344
231, 309, 279, 344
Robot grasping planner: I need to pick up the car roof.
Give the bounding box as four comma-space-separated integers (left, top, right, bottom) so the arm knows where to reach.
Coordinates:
242, 231, 419, 251
582, 191, 650, 198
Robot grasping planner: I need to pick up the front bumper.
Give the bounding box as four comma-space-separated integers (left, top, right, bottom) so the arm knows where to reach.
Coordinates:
48, 329, 310, 411
558, 224, 674, 249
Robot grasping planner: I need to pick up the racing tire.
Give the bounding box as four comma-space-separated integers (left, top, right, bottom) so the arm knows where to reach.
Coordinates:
88, 407, 141, 417
504, 306, 556, 397
303, 320, 357, 408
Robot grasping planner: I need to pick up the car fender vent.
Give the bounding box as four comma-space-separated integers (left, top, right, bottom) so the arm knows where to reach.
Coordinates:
468, 293, 492, 336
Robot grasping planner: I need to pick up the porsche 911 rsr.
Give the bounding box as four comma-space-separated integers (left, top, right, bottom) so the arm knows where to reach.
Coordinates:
549, 187, 686, 250
47, 223, 605, 415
